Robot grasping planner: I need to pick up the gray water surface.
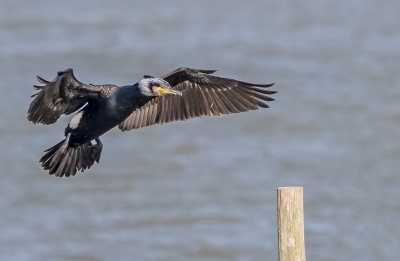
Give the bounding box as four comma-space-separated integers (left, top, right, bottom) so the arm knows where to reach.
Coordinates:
1, 0, 400, 260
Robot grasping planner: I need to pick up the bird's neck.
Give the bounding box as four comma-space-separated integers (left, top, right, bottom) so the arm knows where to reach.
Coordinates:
111, 83, 148, 113
118, 83, 144, 99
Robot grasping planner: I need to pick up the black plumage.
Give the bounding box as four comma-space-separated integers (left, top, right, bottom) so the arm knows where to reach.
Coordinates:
27, 67, 276, 177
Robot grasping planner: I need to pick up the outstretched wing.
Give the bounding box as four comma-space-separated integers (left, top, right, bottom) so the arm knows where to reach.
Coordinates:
119, 67, 276, 132
27, 68, 101, 125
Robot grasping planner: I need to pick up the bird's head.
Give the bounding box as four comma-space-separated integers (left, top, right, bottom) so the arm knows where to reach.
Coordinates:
139, 76, 182, 97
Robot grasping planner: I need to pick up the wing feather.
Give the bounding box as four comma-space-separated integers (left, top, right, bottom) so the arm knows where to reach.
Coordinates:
208, 88, 231, 114
149, 99, 158, 125
27, 68, 101, 125
118, 67, 276, 132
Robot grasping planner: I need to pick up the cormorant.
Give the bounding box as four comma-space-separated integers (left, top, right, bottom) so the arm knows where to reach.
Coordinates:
27, 67, 276, 177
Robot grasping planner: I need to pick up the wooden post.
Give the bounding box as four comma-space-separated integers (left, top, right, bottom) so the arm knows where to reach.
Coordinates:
277, 187, 306, 261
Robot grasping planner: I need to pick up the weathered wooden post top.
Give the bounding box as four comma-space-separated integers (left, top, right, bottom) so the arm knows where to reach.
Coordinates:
277, 186, 306, 261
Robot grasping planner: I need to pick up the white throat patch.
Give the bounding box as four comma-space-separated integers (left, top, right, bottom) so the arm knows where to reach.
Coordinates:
138, 79, 154, 96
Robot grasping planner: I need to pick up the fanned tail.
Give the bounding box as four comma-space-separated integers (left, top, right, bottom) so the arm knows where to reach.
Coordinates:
40, 134, 103, 177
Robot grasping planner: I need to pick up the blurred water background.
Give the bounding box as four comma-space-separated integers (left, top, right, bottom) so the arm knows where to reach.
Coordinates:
1, 0, 400, 260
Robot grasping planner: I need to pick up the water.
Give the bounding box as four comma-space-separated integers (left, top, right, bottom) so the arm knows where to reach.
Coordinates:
1, 0, 400, 260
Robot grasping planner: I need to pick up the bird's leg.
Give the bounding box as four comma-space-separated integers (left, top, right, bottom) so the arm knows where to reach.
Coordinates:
89, 137, 103, 163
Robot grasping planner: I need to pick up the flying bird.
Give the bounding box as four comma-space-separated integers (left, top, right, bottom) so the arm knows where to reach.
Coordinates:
27, 67, 276, 177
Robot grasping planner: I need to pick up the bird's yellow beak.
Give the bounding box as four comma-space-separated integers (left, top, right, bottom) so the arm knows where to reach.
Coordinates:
157, 87, 182, 96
